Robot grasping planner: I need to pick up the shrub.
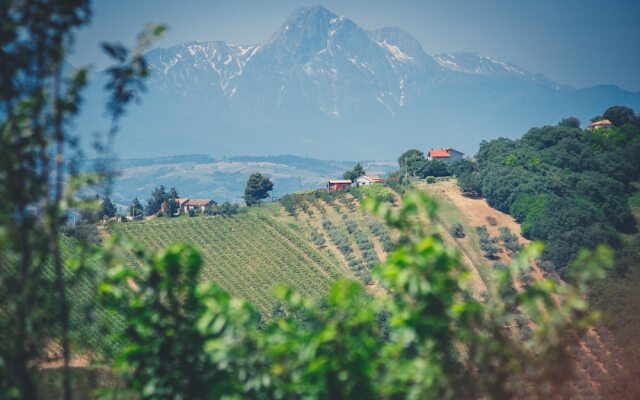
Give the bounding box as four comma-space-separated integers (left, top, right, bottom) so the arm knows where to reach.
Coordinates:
499, 226, 522, 255
359, 185, 395, 203
205, 202, 241, 217
450, 223, 465, 238
476, 225, 500, 259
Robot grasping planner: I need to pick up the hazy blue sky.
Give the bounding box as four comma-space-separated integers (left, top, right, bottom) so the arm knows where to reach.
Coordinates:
71, 0, 640, 91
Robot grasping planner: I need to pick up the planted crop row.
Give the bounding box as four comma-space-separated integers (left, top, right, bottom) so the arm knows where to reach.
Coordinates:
107, 214, 343, 315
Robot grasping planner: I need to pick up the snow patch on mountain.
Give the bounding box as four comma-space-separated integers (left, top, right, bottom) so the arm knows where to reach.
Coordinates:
376, 40, 414, 62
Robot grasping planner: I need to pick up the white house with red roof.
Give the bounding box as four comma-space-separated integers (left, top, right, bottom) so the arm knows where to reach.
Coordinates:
427, 148, 464, 164
353, 175, 384, 188
588, 119, 614, 130
176, 198, 215, 214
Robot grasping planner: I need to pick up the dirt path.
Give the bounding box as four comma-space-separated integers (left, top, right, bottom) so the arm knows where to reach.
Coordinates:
422, 180, 528, 242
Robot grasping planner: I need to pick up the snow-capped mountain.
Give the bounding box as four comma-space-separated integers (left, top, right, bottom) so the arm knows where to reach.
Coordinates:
79, 5, 640, 160
433, 52, 571, 90
146, 41, 259, 96
147, 5, 442, 118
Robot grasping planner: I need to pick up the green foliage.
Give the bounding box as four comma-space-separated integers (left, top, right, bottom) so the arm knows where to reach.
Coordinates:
449, 222, 465, 238
359, 184, 395, 203
448, 159, 476, 176
0, 1, 165, 397
129, 197, 144, 219
398, 149, 425, 177
509, 193, 547, 236
457, 172, 482, 197
559, 116, 581, 129
148, 187, 180, 218
204, 202, 241, 216
145, 186, 168, 216
603, 105, 636, 127
417, 159, 450, 178
244, 172, 274, 206
99, 196, 118, 219
473, 113, 640, 274
499, 227, 522, 255
100, 242, 259, 399
99, 192, 612, 399
475, 225, 500, 259
342, 162, 365, 181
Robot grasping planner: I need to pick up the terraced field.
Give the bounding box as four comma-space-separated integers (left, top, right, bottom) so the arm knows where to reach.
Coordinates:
278, 190, 398, 290
106, 213, 346, 315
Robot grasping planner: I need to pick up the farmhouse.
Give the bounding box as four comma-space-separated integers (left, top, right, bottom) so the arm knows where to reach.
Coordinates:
353, 175, 383, 188
328, 179, 352, 191
176, 198, 214, 214
588, 119, 614, 130
427, 148, 464, 164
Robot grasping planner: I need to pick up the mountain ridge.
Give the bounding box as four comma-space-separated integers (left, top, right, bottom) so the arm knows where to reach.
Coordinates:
78, 4, 640, 160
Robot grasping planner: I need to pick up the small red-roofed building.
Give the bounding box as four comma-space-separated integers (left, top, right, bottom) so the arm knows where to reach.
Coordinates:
176, 198, 215, 214
588, 119, 614, 130
426, 148, 464, 164
328, 179, 352, 191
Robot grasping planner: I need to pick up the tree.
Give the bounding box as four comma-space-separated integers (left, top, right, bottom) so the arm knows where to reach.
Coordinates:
244, 173, 273, 206
448, 159, 476, 176
457, 172, 482, 196
129, 197, 144, 218
603, 105, 635, 127
99, 196, 117, 219
450, 223, 466, 238
559, 116, 581, 129
343, 162, 365, 181
166, 187, 180, 216
145, 185, 168, 216
398, 149, 425, 176
417, 160, 450, 178
0, 1, 165, 397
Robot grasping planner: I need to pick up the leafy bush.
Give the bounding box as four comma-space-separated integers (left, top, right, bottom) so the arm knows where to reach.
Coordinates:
450, 223, 466, 238
204, 202, 241, 216
499, 227, 522, 255
359, 185, 395, 203
476, 225, 500, 259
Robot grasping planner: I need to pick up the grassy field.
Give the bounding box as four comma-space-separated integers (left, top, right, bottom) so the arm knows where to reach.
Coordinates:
105, 212, 347, 316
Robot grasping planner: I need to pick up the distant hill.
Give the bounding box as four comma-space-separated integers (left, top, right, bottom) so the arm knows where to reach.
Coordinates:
77, 5, 640, 160
108, 154, 395, 205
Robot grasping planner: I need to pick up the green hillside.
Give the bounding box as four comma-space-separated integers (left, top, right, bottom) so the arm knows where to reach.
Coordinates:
105, 213, 350, 315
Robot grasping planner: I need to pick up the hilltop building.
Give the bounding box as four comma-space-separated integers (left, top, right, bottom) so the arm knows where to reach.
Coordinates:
588, 119, 614, 130
427, 148, 464, 164
177, 198, 214, 214
353, 175, 384, 188
328, 179, 352, 191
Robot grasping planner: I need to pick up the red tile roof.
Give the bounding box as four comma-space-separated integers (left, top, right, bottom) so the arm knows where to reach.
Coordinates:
329, 179, 352, 184
429, 149, 450, 157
